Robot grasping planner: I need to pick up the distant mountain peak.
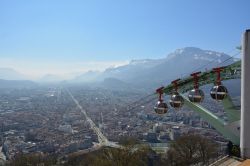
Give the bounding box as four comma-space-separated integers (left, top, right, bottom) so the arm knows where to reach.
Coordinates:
166, 47, 227, 61
175, 47, 202, 53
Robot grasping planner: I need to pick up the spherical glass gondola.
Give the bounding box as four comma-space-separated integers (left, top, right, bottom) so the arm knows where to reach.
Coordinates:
210, 85, 228, 101
188, 89, 204, 103
154, 101, 168, 114
169, 92, 184, 108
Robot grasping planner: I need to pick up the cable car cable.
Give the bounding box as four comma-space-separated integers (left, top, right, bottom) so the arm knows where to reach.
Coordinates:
179, 50, 240, 80
190, 49, 237, 74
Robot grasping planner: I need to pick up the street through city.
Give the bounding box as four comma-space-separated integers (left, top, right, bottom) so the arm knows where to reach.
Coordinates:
66, 88, 120, 148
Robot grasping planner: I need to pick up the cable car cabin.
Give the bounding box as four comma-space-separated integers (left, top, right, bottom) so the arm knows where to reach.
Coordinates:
169, 92, 184, 108
154, 101, 168, 114
188, 89, 204, 103
210, 85, 228, 100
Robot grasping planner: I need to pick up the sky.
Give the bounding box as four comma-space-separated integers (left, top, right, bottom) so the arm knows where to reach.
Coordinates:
0, 0, 249, 79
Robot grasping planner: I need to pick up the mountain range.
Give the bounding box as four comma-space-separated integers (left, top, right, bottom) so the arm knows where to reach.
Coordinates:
0, 47, 238, 89
73, 47, 238, 88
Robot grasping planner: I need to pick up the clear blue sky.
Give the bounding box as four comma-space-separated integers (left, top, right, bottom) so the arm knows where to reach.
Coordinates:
0, 0, 249, 78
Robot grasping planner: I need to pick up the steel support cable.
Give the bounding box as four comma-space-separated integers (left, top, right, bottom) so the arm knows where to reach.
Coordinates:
125, 93, 155, 108
179, 50, 241, 80
190, 49, 237, 74
126, 96, 156, 112
114, 93, 155, 113
216, 52, 241, 66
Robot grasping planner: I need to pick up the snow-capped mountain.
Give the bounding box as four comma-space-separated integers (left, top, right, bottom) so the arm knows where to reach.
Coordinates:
166, 47, 231, 62
73, 47, 238, 88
